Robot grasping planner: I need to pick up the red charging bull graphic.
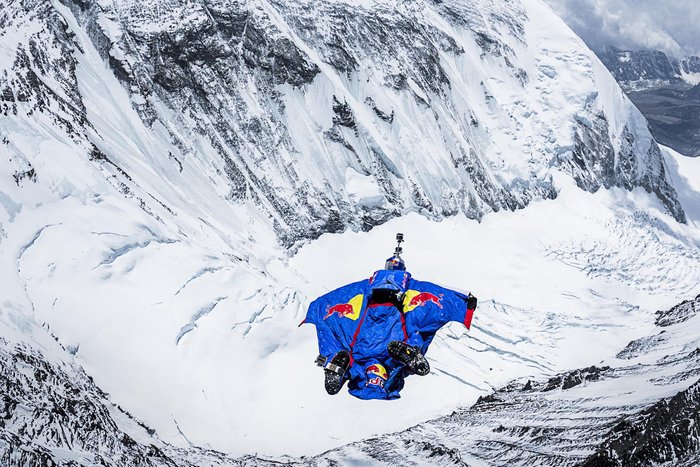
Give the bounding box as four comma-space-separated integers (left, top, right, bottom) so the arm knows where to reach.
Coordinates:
403, 290, 443, 311
323, 294, 364, 320
324, 303, 353, 319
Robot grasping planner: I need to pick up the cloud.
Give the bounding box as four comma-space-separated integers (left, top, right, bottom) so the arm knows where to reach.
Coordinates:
543, 0, 700, 57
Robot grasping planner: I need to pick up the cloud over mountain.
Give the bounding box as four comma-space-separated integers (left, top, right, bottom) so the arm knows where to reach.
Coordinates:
544, 0, 700, 57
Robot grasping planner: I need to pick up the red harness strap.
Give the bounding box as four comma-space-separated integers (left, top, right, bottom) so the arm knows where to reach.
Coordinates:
367, 302, 394, 308
399, 309, 409, 342
348, 304, 370, 365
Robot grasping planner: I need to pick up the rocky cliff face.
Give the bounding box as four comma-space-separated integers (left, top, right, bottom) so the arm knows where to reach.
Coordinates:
1, 338, 175, 466
0, 332, 251, 466
1, 0, 686, 251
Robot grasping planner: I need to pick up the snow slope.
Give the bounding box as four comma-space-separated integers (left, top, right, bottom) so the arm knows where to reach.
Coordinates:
1, 0, 699, 463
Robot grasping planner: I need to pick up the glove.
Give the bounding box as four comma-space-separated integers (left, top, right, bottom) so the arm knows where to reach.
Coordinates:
467, 293, 477, 310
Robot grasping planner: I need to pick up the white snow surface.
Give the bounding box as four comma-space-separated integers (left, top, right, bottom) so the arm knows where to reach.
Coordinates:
680, 69, 700, 86
0, 0, 699, 461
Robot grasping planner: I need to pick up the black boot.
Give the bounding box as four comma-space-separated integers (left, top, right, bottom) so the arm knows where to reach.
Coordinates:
388, 341, 430, 376
324, 350, 350, 395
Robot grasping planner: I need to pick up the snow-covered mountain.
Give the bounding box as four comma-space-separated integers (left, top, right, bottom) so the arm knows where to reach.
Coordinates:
595, 47, 700, 157
597, 47, 700, 91
1, 0, 699, 464
2, 0, 686, 241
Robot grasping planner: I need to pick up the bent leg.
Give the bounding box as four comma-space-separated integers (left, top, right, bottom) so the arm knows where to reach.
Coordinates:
324, 350, 350, 395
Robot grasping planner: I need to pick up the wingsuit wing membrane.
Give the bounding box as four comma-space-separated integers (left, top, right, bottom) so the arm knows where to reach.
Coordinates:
304, 279, 369, 361
402, 279, 473, 354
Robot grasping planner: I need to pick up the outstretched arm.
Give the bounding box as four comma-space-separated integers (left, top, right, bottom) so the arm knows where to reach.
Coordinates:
464, 292, 478, 329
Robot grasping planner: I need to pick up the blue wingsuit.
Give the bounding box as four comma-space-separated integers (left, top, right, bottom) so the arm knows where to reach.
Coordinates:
302, 269, 476, 400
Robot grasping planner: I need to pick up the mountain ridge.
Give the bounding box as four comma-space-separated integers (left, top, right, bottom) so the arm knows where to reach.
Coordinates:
1, 0, 686, 249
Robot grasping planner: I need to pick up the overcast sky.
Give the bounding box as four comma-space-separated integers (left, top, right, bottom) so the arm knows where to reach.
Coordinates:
543, 0, 700, 57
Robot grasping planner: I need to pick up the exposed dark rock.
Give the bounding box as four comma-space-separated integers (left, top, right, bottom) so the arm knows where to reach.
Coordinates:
597, 47, 686, 85
1, 0, 88, 136
365, 97, 394, 124
565, 113, 684, 222
475, 393, 501, 405
332, 96, 356, 130
0, 343, 174, 465
625, 83, 700, 158
655, 295, 700, 327
12, 167, 36, 185
580, 379, 700, 467
8, 0, 673, 248
542, 366, 611, 392
412, 440, 466, 465
0, 340, 288, 465
616, 332, 669, 360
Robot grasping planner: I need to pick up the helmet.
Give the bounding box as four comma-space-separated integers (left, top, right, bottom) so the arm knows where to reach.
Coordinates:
384, 255, 406, 271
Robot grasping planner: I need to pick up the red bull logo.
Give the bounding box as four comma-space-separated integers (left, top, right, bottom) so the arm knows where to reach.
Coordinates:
323, 294, 364, 320
366, 363, 388, 387
366, 363, 388, 380
402, 290, 443, 312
